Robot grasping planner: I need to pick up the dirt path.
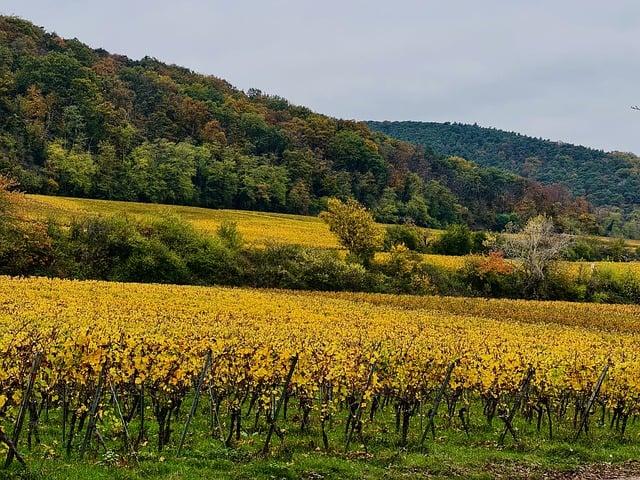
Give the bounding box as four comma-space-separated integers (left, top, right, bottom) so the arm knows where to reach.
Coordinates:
543, 462, 640, 479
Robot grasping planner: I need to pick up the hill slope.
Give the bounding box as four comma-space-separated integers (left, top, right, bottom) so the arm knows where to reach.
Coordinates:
0, 16, 592, 232
24, 193, 342, 248
367, 121, 640, 209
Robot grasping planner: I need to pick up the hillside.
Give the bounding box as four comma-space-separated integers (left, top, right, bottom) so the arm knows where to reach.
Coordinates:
24, 193, 342, 248
368, 121, 640, 210
0, 16, 595, 232
23, 194, 640, 261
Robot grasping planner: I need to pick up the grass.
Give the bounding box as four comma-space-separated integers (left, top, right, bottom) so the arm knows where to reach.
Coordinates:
3, 396, 640, 480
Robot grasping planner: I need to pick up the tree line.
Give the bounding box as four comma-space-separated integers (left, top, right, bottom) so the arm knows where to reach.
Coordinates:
0, 16, 600, 234
368, 120, 640, 238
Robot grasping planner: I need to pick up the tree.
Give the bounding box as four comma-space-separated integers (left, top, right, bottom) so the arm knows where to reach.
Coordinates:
327, 130, 387, 180
130, 140, 199, 204
404, 195, 433, 227
320, 198, 381, 265
288, 180, 312, 214
375, 187, 400, 223
45, 141, 96, 195
196, 150, 240, 208
503, 215, 570, 296
238, 161, 289, 211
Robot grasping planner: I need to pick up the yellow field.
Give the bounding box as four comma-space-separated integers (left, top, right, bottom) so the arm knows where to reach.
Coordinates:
23, 194, 343, 248
376, 252, 640, 280
562, 260, 640, 279
2, 276, 640, 414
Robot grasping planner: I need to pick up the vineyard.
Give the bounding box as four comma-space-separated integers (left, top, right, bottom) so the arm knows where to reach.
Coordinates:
2, 276, 640, 477
21, 194, 354, 249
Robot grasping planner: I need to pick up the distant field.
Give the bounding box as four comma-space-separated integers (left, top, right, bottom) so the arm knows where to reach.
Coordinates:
377, 252, 640, 279
23, 194, 343, 248
22, 195, 640, 278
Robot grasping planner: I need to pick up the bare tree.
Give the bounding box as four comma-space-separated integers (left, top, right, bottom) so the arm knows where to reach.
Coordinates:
503, 215, 571, 296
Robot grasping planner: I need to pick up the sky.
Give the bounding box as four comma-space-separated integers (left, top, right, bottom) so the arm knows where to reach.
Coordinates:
2, 0, 640, 153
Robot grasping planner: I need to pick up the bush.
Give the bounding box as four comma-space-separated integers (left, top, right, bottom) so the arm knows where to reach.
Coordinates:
460, 252, 517, 297
299, 249, 377, 292
245, 244, 378, 292
50, 213, 244, 286
585, 268, 640, 304
117, 237, 191, 284
185, 237, 244, 286
0, 175, 53, 275
147, 214, 202, 254
383, 224, 428, 252
0, 220, 53, 276
60, 215, 140, 279
564, 236, 638, 262
375, 245, 434, 294
217, 220, 244, 250
432, 224, 475, 255
564, 237, 602, 261
244, 244, 306, 289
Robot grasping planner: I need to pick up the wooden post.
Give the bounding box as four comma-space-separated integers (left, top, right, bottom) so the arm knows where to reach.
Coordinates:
262, 354, 298, 454
344, 362, 376, 452
80, 361, 108, 458
499, 367, 534, 445
0, 430, 26, 468
109, 381, 132, 455
575, 363, 609, 440
178, 350, 211, 456
5, 352, 42, 468
419, 360, 457, 446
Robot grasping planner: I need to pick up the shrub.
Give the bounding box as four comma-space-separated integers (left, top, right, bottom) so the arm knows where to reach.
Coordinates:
376, 245, 434, 294
0, 175, 54, 275
62, 215, 140, 279
117, 237, 191, 284
383, 224, 428, 252
216, 220, 244, 250
299, 248, 377, 292
460, 252, 517, 297
432, 224, 475, 255
185, 236, 244, 286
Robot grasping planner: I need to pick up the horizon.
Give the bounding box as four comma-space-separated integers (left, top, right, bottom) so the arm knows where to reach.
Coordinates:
2, 1, 639, 154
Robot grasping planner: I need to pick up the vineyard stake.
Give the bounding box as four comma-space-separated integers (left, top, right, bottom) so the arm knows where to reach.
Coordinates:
178, 350, 212, 456
5, 352, 42, 468
262, 354, 298, 454
420, 360, 457, 447
61, 383, 67, 444
499, 367, 534, 445
80, 360, 108, 458
0, 430, 26, 468
575, 363, 609, 440
345, 362, 376, 452
109, 381, 132, 456
135, 385, 145, 449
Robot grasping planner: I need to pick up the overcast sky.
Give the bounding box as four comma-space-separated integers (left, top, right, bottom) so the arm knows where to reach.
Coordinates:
3, 0, 640, 153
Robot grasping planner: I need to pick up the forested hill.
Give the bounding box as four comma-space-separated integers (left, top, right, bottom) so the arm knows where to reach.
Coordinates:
367, 121, 640, 209
0, 16, 596, 232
